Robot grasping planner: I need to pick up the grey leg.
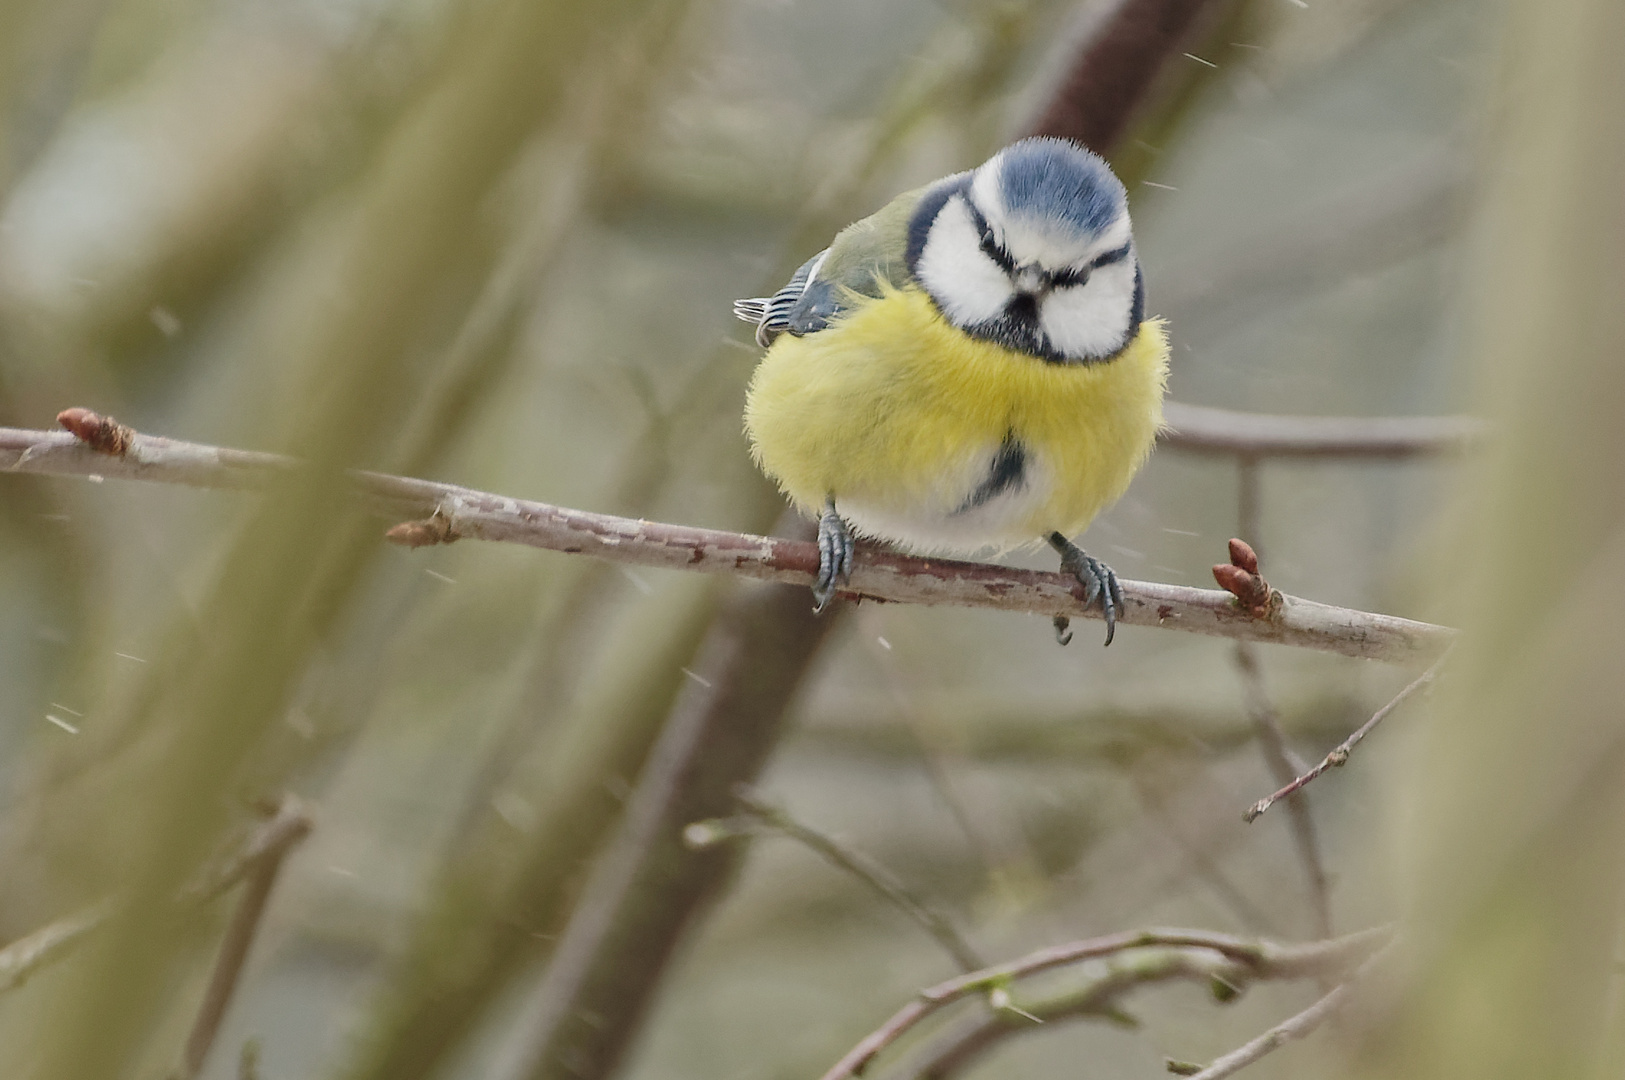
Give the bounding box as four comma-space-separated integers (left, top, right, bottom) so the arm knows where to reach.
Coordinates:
1048, 532, 1124, 646
814, 498, 854, 613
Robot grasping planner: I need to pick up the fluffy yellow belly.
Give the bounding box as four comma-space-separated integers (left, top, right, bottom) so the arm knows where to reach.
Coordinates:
744, 288, 1169, 554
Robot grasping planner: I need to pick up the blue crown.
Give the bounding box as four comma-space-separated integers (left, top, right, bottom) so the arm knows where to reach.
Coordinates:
995, 137, 1126, 239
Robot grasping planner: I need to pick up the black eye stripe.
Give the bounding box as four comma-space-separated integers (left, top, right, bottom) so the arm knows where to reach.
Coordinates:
962, 198, 1016, 272
1089, 241, 1133, 269
1050, 241, 1132, 291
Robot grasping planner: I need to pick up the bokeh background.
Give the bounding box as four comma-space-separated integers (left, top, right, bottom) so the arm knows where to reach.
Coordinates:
0, 0, 1621, 1078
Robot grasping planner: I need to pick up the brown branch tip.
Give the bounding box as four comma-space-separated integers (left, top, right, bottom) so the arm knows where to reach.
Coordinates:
385, 512, 460, 548
57, 407, 134, 456
1213, 538, 1273, 616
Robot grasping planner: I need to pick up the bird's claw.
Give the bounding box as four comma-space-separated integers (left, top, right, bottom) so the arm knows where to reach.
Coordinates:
1048, 533, 1125, 646
814, 500, 853, 613
1052, 615, 1073, 646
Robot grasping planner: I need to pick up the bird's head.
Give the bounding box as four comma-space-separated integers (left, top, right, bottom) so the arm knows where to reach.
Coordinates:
906, 137, 1143, 364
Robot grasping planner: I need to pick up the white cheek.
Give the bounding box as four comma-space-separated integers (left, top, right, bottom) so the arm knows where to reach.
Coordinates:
1039, 259, 1136, 358
915, 197, 1012, 325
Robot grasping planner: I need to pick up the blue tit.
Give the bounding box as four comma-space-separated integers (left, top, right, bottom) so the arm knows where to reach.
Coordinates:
735, 136, 1168, 645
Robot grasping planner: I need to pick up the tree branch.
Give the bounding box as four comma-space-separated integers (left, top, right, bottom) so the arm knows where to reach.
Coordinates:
906, 934, 1378, 1080
1161, 402, 1484, 459
179, 796, 312, 1079
687, 787, 985, 974
1181, 945, 1390, 1080
1245, 650, 1449, 822
0, 417, 1454, 664
1234, 642, 1332, 939
487, 558, 844, 1080
815, 925, 1391, 1080
0, 797, 311, 1008
1027, 0, 1225, 152
0, 903, 111, 994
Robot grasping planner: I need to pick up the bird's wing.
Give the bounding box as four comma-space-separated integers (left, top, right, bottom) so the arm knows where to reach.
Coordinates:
733, 185, 930, 347
733, 249, 828, 348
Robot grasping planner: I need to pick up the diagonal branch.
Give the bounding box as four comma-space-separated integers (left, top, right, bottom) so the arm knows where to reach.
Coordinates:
1181, 944, 1391, 1080
815, 925, 1391, 1080
690, 787, 986, 974
179, 796, 313, 1079
0, 418, 1453, 664
1245, 650, 1449, 821
906, 937, 1370, 1080
0, 904, 111, 994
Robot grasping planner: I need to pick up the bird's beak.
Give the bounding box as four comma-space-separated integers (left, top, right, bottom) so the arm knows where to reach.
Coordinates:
1013, 263, 1049, 297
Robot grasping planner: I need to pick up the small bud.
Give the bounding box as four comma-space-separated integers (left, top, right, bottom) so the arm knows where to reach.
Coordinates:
1227, 537, 1259, 575
57, 407, 134, 456
682, 820, 734, 850
385, 516, 459, 547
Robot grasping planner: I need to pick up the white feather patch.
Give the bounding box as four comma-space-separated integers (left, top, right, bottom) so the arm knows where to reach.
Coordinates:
1039, 257, 1137, 359
913, 195, 1013, 326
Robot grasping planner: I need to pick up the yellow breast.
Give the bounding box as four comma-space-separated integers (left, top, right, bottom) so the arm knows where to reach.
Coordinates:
744, 287, 1169, 552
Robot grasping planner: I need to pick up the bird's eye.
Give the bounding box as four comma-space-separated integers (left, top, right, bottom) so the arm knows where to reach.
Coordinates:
979, 229, 1015, 272
1090, 241, 1133, 269
1050, 265, 1090, 289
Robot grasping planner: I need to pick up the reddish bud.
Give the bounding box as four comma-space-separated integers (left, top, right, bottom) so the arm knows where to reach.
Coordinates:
1227, 538, 1258, 576
1212, 563, 1271, 614
57, 407, 134, 456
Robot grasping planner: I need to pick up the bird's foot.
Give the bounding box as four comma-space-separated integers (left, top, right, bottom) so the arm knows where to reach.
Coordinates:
1048, 533, 1125, 646
814, 499, 854, 613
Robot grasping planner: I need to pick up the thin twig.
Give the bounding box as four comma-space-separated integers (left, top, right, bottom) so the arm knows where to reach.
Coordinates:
179, 796, 313, 1079
0, 799, 313, 1003
1246, 652, 1449, 822
183, 796, 318, 904
724, 787, 985, 973
0, 419, 1454, 663
814, 925, 1391, 1080
1181, 944, 1391, 1080
905, 934, 1382, 1080
1129, 770, 1275, 935
0, 903, 112, 993
1234, 642, 1332, 939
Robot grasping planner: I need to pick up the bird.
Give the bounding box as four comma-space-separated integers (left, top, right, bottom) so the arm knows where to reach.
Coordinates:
734, 136, 1168, 645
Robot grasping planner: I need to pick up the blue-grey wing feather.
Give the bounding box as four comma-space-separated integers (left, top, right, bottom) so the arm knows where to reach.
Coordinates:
733, 250, 828, 348
732, 183, 934, 348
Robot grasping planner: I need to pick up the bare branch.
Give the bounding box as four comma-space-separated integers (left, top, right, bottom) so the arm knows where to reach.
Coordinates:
1161, 403, 1485, 459
0, 798, 312, 1006
1246, 651, 1449, 822
0, 904, 111, 993
1027, 0, 1224, 153
691, 787, 985, 974
1234, 642, 1332, 939
488, 570, 843, 1080
183, 795, 316, 904
0, 418, 1454, 664
815, 926, 1391, 1080
905, 934, 1381, 1080
179, 796, 313, 1078
1181, 945, 1391, 1080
